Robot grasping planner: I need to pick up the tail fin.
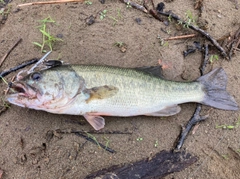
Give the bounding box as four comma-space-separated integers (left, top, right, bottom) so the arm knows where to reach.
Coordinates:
197, 68, 238, 110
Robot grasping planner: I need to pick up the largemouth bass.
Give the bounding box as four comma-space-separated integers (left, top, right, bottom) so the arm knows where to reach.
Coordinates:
7, 65, 238, 130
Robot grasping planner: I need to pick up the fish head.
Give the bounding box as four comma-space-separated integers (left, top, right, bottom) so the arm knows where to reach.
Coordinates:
7, 67, 85, 111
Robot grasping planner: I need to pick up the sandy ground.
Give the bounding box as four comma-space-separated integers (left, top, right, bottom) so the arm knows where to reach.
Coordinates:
0, 0, 240, 178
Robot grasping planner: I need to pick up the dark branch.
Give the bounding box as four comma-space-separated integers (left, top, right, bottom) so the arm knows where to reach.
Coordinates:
175, 43, 209, 150
157, 10, 227, 58
0, 58, 38, 78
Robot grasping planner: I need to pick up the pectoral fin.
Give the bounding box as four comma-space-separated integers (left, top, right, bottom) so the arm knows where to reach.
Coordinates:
145, 105, 181, 116
86, 85, 118, 103
84, 114, 105, 130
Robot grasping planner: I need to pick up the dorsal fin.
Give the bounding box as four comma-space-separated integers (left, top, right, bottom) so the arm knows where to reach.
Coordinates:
134, 66, 163, 78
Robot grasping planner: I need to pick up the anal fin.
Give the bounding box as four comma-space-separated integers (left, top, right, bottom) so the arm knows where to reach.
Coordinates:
145, 105, 181, 116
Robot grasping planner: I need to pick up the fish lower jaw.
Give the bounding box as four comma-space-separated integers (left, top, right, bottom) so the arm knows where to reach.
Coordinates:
7, 97, 25, 108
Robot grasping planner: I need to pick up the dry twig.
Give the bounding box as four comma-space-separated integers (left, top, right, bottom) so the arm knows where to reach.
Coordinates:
74, 131, 116, 153
0, 58, 38, 78
194, 0, 204, 15
228, 27, 240, 60
0, 38, 22, 67
175, 43, 209, 150
157, 11, 227, 58
194, 0, 204, 10
164, 34, 197, 41
55, 129, 116, 153
17, 0, 84, 7
149, 9, 164, 21
118, 0, 227, 58
120, 0, 148, 13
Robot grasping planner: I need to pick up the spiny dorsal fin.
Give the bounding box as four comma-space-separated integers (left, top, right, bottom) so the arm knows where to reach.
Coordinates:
134, 66, 163, 78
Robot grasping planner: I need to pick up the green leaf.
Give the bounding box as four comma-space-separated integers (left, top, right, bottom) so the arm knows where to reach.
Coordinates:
40, 29, 52, 38
33, 42, 43, 47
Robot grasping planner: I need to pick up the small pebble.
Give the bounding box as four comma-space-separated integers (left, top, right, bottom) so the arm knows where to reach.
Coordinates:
163, 20, 169, 26
86, 15, 95, 25
157, 2, 165, 12
13, 8, 21, 13
55, 5, 60, 9
135, 18, 142, 25
99, 0, 105, 4
120, 46, 127, 53
56, 34, 63, 38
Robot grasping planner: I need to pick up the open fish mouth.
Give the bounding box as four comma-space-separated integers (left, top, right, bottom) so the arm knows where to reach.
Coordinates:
8, 82, 38, 98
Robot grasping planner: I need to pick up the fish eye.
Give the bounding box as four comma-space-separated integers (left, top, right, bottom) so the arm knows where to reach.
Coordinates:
31, 72, 42, 81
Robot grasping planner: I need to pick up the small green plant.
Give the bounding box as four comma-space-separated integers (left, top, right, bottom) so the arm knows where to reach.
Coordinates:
103, 137, 110, 149
117, 8, 122, 19
166, 28, 171, 35
0, 76, 15, 93
216, 117, 240, 129
126, 2, 132, 8
0, 8, 4, 15
162, 41, 169, 47
157, 36, 169, 47
114, 41, 124, 47
160, 40, 165, 46
216, 125, 235, 129
0, 75, 8, 84
137, 137, 143, 141
107, 8, 124, 26
168, 14, 172, 22
84, 0, 92, 5
0, 0, 5, 4
86, 132, 100, 148
1, 98, 10, 108
109, 16, 118, 26
185, 10, 196, 26
178, 10, 197, 28
100, 9, 107, 20
33, 16, 63, 53
0, 4, 11, 16
154, 140, 158, 148
209, 54, 219, 63
222, 154, 229, 160
0, 75, 15, 101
